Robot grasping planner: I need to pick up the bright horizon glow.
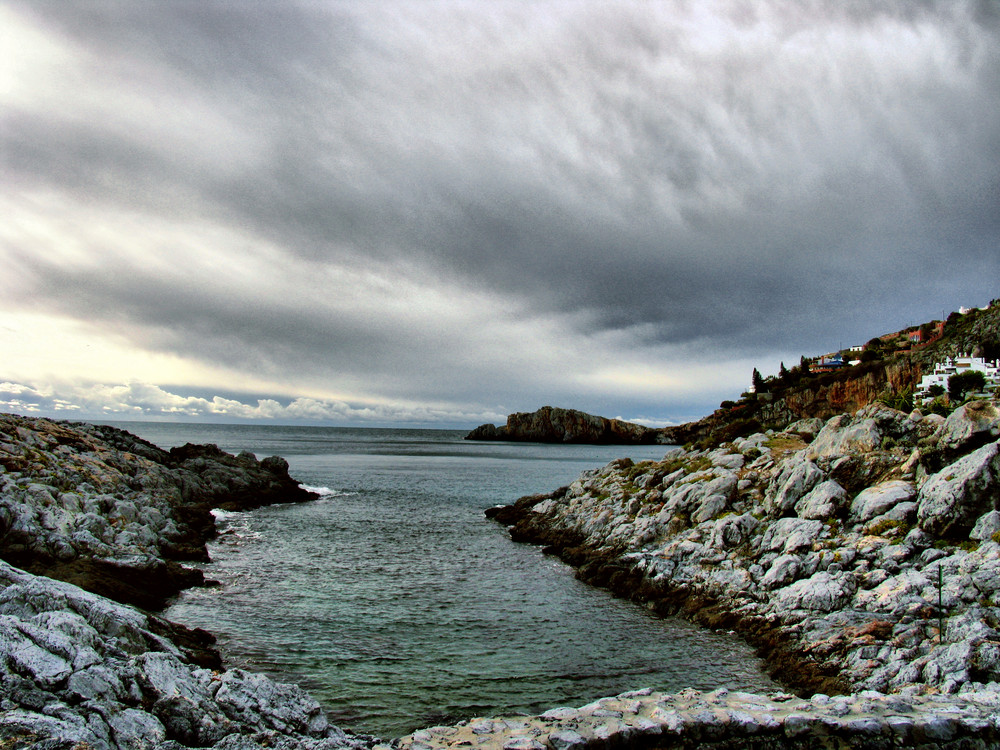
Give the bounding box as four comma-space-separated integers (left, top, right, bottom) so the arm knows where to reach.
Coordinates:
3, 1, 998, 427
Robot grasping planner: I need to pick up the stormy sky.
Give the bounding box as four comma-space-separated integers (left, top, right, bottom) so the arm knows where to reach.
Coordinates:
2, 0, 999, 427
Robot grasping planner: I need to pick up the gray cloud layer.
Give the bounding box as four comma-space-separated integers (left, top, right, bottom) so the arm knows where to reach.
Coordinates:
3, 0, 999, 424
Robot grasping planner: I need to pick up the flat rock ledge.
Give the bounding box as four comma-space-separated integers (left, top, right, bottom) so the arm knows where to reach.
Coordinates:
382, 687, 1000, 750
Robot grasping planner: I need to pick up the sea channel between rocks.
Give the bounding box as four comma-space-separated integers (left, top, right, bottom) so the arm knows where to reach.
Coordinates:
3, 408, 1000, 748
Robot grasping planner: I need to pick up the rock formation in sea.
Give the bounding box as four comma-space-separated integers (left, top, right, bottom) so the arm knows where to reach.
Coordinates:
466, 406, 665, 444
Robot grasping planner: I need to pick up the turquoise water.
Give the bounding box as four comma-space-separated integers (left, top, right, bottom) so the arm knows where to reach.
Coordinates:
109, 423, 777, 738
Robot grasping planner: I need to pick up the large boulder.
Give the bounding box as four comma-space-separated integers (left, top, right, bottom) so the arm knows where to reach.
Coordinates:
766, 454, 825, 517
917, 441, 1000, 537
795, 480, 848, 520
807, 414, 883, 460
774, 571, 856, 613
934, 401, 1000, 455
850, 480, 916, 525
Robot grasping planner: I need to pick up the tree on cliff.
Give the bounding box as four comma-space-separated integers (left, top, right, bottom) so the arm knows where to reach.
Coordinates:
948, 370, 986, 402
751, 367, 765, 393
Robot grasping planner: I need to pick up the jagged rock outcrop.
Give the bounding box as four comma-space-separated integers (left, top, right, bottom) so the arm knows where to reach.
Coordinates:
466, 406, 664, 444
0, 413, 317, 610
0, 561, 370, 750
488, 401, 1000, 703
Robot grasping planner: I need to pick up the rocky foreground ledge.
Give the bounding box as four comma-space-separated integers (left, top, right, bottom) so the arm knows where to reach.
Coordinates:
383, 686, 1000, 750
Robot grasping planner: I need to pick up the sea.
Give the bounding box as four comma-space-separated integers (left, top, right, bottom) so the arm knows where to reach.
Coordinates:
103, 422, 778, 739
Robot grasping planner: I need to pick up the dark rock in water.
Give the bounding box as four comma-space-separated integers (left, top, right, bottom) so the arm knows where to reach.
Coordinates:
467, 406, 664, 444
465, 422, 506, 441
168, 442, 317, 510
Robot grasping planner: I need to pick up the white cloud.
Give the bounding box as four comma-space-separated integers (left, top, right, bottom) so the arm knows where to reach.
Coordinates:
2, 1, 997, 427
0, 379, 510, 427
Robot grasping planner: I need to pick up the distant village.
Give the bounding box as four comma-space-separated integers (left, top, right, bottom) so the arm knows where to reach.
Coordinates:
751, 301, 1000, 405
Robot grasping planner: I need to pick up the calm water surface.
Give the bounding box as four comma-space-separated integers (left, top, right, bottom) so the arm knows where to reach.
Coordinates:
106, 422, 777, 738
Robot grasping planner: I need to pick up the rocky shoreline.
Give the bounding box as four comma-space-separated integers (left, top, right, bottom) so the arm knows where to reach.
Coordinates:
5, 408, 1000, 748
467, 400, 1000, 747
0, 413, 375, 749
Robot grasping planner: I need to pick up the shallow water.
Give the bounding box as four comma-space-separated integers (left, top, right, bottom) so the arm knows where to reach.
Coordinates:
109, 423, 778, 738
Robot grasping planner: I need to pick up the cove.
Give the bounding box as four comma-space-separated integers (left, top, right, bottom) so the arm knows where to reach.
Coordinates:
120, 424, 781, 738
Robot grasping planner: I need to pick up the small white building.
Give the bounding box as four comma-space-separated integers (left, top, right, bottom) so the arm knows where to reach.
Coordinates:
916, 355, 1000, 402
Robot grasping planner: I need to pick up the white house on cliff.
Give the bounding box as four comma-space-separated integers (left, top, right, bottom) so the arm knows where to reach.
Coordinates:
916, 355, 1000, 402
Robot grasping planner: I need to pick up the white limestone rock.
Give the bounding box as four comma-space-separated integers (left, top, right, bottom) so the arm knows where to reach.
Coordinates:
795, 480, 847, 520
807, 414, 882, 460
971, 510, 1000, 541
766, 455, 825, 517
761, 554, 802, 589
917, 441, 1000, 536
850, 480, 916, 525
775, 571, 856, 612
934, 401, 1000, 454
759, 518, 824, 555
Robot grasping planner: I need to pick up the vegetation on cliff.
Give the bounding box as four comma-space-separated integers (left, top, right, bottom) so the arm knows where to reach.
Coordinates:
666, 299, 1000, 449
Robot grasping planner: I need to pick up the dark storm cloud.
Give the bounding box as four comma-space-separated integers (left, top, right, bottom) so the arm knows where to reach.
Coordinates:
3, 0, 1000, 422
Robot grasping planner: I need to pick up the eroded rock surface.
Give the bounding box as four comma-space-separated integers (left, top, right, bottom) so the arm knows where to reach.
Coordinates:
0, 413, 316, 609
0, 561, 370, 750
488, 402, 1000, 701
382, 686, 1000, 750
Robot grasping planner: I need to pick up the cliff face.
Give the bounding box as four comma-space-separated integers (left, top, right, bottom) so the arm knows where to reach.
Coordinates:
466, 406, 663, 444
758, 359, 922, 424
663, 359, 927, 447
